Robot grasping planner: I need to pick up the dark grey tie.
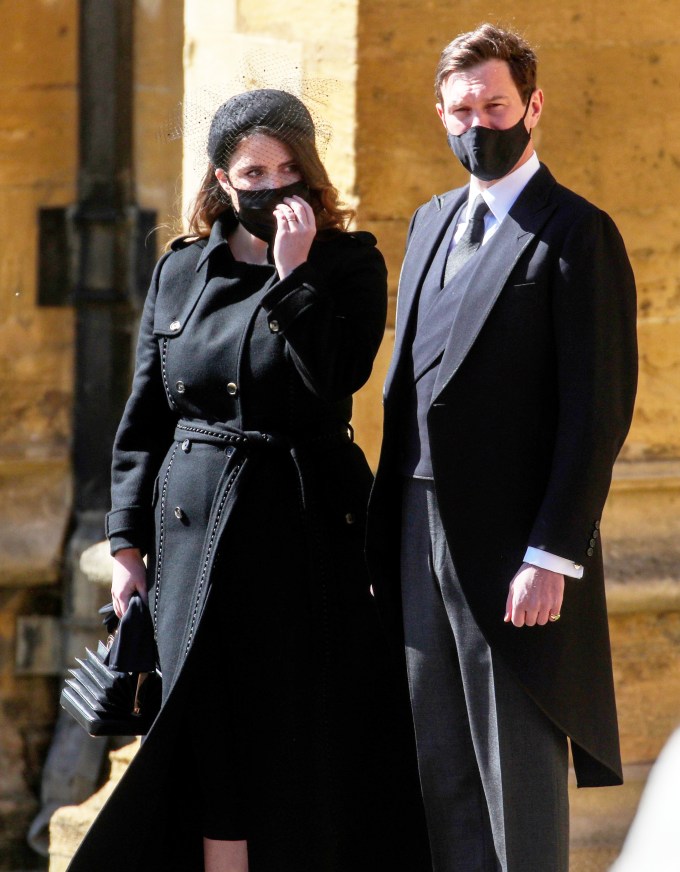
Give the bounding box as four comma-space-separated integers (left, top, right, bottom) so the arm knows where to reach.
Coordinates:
443, 195, 490, 286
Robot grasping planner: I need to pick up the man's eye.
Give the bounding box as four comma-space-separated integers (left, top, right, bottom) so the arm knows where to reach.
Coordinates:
246, 169, 263, 177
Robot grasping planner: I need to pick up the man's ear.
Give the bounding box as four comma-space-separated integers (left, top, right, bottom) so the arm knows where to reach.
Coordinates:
527, 89, 544, 130
436, 103, 447, 128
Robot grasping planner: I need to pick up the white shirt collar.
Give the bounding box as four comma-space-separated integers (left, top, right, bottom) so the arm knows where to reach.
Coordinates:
468, 151, 541, 223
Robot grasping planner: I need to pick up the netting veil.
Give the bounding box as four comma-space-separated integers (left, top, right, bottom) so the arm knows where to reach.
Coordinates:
166, 54, 335, 177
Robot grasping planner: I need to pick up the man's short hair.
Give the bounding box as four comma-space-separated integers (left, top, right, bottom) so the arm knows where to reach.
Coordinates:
435, 24, 537, 104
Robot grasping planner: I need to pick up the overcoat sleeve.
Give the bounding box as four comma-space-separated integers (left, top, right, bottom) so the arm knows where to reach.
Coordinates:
259, 233, 388, 401
527, 208, 638, 569
105, 251, 178, 555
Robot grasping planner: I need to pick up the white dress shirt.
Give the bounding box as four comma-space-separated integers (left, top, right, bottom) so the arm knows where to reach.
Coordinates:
451, 151, 584, 580
451, 151, 541, 248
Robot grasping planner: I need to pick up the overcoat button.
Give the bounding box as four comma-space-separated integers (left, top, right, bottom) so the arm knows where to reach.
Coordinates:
181, 439, 190, 452
594, 520, 600, 529
345, 513, 355, 525
269, 319, 280, 333
170, 320, 181, 332
227, 382, 238, 396
174, 506, 184, 520
586, 547, 594, 557
176, 380, 186, 394
592, 529, 599, 538
589, 538, 596, 547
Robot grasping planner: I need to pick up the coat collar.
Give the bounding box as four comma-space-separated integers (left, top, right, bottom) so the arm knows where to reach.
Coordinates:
196, 211, 238, 271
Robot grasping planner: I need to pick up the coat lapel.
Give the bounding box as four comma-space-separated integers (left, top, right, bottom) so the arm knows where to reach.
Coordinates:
384, 188, 468, 399
153, 216, 230, 338
432, 166, 557, 402
153, 253, 210, 337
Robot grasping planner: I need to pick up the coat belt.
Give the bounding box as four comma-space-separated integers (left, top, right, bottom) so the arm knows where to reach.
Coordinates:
173, 419, 353, 451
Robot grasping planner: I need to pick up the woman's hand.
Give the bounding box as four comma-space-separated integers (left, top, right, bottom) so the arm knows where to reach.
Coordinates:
272, 195, 316, 279
111, 547, 148, 618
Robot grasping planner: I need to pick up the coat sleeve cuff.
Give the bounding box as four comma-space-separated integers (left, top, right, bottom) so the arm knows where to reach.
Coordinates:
524, 546, 584, 579
260, 262, 326, 333
106, 507, 150, 556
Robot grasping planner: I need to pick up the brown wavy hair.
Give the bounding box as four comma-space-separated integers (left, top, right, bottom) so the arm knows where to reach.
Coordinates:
185, 127, 353, 239
435, 24, 538, 104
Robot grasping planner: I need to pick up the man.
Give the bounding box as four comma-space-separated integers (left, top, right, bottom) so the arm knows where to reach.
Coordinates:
366, 24, 638, 872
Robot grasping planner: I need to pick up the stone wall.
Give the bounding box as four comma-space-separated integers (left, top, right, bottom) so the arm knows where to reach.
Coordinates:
0, 1, 183, 866
0, 2, 77, 866
0, 2, 77, 581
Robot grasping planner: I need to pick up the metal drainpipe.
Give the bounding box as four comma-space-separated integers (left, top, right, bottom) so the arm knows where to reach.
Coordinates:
67, 0, 156, 589
73, 0, 136, 523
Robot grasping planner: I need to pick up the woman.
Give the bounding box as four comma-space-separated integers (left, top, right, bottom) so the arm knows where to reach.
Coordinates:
67, 89, 428, 872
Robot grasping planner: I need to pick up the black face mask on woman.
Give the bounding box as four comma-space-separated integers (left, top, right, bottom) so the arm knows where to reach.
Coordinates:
447, 97, 532, 182
230, 181, 311, 244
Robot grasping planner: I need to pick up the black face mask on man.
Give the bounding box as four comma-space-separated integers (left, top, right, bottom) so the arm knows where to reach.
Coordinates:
447, 97, 532, 182
229, 180, 311, 244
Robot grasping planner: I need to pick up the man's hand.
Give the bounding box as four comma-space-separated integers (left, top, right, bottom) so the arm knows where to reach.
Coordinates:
504, 563, 564, 627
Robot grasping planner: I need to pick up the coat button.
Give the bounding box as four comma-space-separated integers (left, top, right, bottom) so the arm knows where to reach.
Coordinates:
181, 439, 190, 452
169, 320, 181, 332
592, 529, 599, 538
226, 382, 238, 396
175, 380, 186, 394
269, 319, 280, 333
594, 520, 600, 529
345, 513, 355, 525
589, 538, 597, 548
586, 547, 594, 557
174, 506, 184, 520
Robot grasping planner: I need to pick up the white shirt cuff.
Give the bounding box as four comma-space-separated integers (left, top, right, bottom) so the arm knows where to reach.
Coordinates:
524, 546, 584, 579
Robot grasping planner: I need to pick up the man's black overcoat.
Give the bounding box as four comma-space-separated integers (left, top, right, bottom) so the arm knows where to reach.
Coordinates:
367, 164, 638, 788
67, 217, 429, 872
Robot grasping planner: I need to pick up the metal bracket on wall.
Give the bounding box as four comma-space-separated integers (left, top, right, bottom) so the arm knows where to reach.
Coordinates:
37, 206, 158, 309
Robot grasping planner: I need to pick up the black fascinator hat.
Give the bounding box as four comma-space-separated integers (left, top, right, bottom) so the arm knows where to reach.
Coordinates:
207, 88, 316, 169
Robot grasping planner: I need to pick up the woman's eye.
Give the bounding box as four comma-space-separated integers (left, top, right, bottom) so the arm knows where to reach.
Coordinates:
245, 169, 263, 177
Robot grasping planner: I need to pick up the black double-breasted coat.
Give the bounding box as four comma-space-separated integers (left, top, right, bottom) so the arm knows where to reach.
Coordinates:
367, 164, 638, 788
67, 215, 429, 872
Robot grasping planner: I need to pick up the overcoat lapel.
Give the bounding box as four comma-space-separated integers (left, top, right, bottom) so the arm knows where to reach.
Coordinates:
384, 189, 468, 398
153, 217, 231, 338
153, 250, 210, 338
432, 167, 557, 401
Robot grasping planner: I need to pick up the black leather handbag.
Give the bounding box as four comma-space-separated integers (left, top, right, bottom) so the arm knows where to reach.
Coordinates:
60, 595, 162, 737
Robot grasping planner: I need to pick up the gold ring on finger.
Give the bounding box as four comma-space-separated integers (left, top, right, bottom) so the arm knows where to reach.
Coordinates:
549, 612, 561, 622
